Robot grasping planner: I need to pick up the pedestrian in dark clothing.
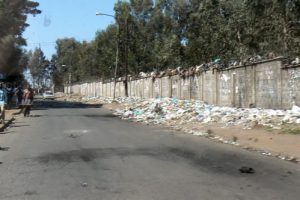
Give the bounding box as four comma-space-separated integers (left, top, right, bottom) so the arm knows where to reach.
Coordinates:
5, 84, 14, 109
22, 86, 34, 117
16, 87, 23, 107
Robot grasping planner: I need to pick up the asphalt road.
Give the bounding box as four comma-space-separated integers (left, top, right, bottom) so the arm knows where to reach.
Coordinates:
0, 100, 299, 200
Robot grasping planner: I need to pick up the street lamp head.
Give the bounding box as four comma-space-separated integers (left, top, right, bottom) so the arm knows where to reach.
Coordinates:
95, 12, 114, 18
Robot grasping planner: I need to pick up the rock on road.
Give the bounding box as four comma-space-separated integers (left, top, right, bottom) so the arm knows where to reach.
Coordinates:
0, 100, 299, 200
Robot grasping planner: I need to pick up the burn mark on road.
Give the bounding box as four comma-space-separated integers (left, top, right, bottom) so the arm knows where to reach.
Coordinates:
83, 114, 117, 118
24, 191, 38, 196
36, 149, 98, 164
0, 147, 10, 151
35, 147, 259, 176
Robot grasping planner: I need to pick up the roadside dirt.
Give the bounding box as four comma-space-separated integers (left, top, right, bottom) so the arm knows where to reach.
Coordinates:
180, 122, 300, 158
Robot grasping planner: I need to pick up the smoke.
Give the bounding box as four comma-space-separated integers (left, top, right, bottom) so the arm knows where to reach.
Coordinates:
0, 35, 21, 75
0, 35, 14, 71
43, 16, 51, 27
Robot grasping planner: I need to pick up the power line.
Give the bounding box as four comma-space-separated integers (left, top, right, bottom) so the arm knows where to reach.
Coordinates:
28, 41, 56, 45
27, 37, 96, 46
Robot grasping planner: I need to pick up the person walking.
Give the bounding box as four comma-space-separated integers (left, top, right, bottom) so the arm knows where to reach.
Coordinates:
5, 84, 14, 109
0, 84, 7, 123
22, 86, 34, 117
16, 86, 23, 108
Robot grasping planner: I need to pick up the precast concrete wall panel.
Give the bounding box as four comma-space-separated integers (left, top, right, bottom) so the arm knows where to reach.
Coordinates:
218, 71, 232, 106
143, 78, 151, 99
161, 77, 170, 98
255, 61, 282, 109
282, 68, 300, 109
67, 59, 300, 109
171, 75, 180, 98
191, 76, 201, 100
234, 67, 254, 108
180, 78, 190, 99
153, 79, 160, 98
202, 71, 215, 104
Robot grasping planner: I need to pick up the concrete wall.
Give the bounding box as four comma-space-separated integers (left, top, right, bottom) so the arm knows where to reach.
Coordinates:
68, 58, 300, 109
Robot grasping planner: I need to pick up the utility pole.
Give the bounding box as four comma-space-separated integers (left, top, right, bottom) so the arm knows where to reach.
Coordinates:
96, 12, 119, 100
124, 16, 129, 97
114, 24, 119, 100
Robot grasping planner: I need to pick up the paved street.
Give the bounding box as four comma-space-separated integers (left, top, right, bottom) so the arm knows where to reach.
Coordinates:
0, 100, 299, 200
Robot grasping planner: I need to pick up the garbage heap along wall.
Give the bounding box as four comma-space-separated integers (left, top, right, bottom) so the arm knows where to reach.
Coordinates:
66, 58, 300, 109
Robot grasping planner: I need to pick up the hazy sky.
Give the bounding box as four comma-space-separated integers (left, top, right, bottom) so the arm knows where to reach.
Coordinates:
23, 0, 119, 59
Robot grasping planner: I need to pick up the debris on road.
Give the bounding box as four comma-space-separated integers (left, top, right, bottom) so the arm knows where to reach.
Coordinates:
81, 182, 88, 187
68, 134, 80, 139
239, 166, 255, 174
0, 147, 9, 151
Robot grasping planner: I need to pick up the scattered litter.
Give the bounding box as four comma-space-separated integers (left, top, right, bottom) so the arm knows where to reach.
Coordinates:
64, 130, 89, 134
0, 147, 9, 151
261, 151, 272, 156
239, 166, 255, 174
286, 157, 298, 163
192, 131, 208, 137
69, 134, 80, 139
81, 182, 88, 187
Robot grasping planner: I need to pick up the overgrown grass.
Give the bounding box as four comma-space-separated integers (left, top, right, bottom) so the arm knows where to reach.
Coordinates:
232, 136, 238, 142
207, 129, 213, 135
280, 124, 300, 135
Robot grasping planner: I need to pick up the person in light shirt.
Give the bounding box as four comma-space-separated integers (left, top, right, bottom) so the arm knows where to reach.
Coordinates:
22, 86, 34, 117
0, 84, 7, 123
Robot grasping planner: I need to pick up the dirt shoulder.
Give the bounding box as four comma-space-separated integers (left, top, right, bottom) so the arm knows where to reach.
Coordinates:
180, 122, 300, 159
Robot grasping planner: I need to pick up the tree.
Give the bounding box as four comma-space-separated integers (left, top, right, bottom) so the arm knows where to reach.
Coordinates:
27, 48, 49, 90
0, 0, 41, 76
95, 25, 118, 79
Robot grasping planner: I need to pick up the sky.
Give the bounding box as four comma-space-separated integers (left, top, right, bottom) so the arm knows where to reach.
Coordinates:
23, 0, 119, 59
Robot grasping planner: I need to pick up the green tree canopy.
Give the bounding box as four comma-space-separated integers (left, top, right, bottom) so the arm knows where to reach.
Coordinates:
0, 0, 41, 76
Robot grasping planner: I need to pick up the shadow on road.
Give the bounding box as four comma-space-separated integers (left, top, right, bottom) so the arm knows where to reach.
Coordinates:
32, 100, 103, 111
83, 114, 116, 118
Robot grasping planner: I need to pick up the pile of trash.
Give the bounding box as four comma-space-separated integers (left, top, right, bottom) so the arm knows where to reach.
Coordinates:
112, 97, 300, 130
81, 96, 141, 104
111, 54, 286, 81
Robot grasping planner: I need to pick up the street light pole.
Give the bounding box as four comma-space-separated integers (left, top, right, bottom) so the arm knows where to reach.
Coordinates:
96, 12, 119, 100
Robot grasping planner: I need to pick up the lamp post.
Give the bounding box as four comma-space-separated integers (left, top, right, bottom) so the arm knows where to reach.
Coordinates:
96, 12, 119, 100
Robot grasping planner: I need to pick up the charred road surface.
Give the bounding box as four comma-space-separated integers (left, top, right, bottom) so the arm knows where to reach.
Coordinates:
0, 100, 299, 200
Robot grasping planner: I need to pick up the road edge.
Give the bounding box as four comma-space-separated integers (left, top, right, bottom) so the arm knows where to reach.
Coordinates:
0, 110, 20, 133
